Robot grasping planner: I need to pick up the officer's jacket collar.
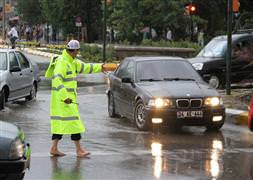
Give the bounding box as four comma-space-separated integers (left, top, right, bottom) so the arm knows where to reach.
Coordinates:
62, 49, 75, 63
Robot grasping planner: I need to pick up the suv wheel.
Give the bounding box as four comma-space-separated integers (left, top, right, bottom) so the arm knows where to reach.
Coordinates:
209, 74, 222, 89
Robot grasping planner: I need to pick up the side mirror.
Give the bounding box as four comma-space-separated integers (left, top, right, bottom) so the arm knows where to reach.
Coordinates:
10, 66, 21, 72
121, 77, 133, 83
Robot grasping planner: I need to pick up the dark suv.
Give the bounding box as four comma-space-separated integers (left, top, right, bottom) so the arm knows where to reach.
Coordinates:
188, 32, 253, 88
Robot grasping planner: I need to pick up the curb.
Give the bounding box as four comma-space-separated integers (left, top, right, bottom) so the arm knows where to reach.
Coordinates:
24, 48, 54, 58
226, 108, 248, 126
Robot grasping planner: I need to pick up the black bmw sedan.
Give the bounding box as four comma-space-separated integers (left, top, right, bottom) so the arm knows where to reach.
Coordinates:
106, 56, 225, 131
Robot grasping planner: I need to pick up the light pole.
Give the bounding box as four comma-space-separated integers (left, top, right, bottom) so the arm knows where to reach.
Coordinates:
103, 0, 107, 63
103, 0, 112, 63
2, 0, 5, 40
226, 0, 233, 95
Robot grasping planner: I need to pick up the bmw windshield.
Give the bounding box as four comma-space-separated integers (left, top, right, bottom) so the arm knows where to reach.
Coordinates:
0, 53, 7, 70
136, 60, 203, 82
197, 38, 227, 58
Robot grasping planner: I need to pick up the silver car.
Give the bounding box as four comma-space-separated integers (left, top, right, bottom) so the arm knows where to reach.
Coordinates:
0, 49, 40, 110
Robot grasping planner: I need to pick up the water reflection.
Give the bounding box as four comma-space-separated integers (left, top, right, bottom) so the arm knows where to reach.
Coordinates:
51, 157, 84, 180
151, 142, 163, 178
148, 131, 225, 179
205, 139, 224, 179
108, 128, 225, 179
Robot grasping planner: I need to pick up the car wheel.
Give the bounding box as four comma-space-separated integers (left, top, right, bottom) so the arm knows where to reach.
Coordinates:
108, 93, 117, 117
209, 74, 222, 89
206, 123, 224, 131
134, 99, 150, 131
25, 83, 37, 101
0, 88, 6, 110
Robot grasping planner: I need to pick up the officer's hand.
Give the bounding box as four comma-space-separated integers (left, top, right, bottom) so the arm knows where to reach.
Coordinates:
64, 98, 72, 104
102, 63, 118, 72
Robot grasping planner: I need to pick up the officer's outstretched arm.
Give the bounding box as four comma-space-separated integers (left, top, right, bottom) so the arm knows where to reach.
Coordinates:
76, 60, 102, 74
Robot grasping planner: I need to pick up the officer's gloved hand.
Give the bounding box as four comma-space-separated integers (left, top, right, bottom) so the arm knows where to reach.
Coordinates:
102, 63, 118, 72
64, 98, 72, 104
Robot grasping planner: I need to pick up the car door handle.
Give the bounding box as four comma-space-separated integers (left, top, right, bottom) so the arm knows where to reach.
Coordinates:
19, 73, 22, 76
30, 70, 33, 72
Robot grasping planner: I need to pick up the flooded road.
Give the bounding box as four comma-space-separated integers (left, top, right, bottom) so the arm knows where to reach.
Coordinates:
1, 85, 253, 180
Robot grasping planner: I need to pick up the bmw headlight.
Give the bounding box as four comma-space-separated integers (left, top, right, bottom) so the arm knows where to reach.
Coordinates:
148, 98, 172, 108
204, 97, 223, 106
9, 139, 24, 159
192, 63, 204, 70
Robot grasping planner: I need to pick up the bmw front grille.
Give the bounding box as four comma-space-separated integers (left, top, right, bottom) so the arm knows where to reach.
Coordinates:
176, 99, 202, 108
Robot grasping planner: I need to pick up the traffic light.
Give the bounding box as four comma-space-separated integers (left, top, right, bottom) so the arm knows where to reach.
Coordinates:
185, 3, 197, 15
189, 4, 197, 14
233, 0, 240, 12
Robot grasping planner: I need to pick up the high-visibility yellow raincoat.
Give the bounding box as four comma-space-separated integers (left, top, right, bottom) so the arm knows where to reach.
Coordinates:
45, 50, 102, 134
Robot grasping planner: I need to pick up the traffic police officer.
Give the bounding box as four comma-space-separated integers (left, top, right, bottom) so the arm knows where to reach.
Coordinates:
45, 40, 112, 157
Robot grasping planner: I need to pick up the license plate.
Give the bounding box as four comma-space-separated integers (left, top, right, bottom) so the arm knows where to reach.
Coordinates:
177, 110, 203, 118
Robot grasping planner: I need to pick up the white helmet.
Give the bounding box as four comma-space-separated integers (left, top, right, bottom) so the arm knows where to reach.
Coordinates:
67, 40, 80, 50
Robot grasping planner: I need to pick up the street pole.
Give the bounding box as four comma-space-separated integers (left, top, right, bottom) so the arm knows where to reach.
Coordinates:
103, 0, 107, 63
190, 14, 193, 41
226, 0, 232, 95
2, 0, 5, 40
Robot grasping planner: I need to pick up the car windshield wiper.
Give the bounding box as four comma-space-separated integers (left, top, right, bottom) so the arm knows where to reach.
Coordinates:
163, 77, 195, 81
140, 78, 162, 82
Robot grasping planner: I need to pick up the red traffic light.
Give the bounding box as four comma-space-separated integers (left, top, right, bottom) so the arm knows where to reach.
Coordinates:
189, 5, 196, 12
185, 3, 197, 15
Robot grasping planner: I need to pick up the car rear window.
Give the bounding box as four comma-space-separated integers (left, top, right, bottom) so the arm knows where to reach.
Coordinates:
0, 52, 7, 70
136, 60, 203, 82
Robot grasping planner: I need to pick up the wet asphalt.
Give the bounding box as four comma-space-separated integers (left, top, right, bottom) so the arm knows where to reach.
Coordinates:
1, 85, 253, 180
1, 54, 253, 179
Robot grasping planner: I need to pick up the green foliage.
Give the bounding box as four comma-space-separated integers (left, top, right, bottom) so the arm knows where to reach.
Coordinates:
17, 41, 40, 47
40, 0, 102, 42
16, 0, 253, 45
80, 44, 117, 63
108, 0, 206, 42
16, 0, 44, 24
141, 39, 200, 50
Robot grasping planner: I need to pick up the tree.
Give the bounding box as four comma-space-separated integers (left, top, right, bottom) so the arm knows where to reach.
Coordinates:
40, 0, 102, 42
108, 0, 206, 42
16, 0, 44, 25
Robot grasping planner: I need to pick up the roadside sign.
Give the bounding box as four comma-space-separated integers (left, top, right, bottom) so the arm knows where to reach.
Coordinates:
76, 22, 82, 27
75, 16, 82, 27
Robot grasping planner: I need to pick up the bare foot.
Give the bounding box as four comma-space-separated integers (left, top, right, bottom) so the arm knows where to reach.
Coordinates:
50, 149, 66, 156
76, 151, 90, 158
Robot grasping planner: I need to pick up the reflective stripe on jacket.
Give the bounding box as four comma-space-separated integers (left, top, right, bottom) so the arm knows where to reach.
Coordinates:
50, 49, 102, 134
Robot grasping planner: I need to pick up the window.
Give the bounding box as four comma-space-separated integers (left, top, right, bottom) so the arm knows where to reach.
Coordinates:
9, 52, 19, 69
0, 52, 7, 70
125, 61, 134, 79
16, 52, 30, 69
115, 59, 129, 78
136, 60, 202, 82
232, 39, 253, 63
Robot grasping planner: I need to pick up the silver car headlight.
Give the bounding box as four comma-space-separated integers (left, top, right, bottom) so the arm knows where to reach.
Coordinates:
9, 139, 24, 159
204, 97, 223, 106
148, 98, 172, 108
192, 63, 204, 70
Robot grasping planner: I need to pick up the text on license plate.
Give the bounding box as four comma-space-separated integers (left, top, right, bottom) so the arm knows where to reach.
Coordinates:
177, 111, 203, 118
